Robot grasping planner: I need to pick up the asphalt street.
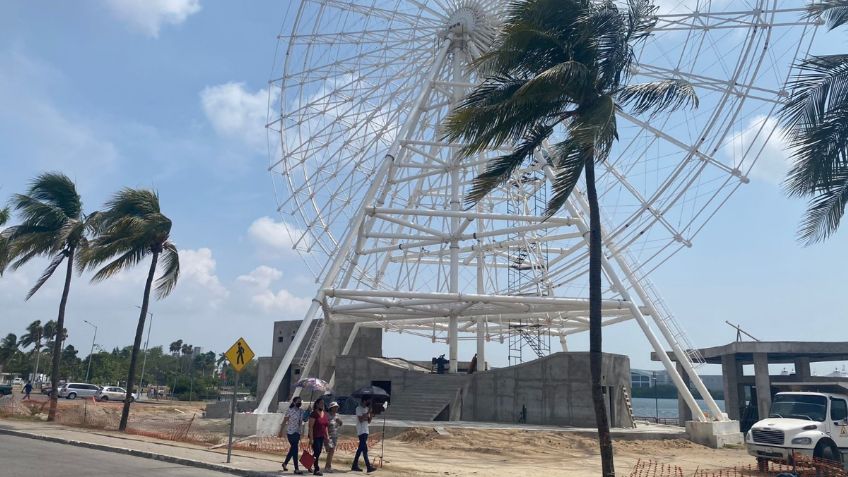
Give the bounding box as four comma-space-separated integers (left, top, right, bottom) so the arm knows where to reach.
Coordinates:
0, 434, 238, 477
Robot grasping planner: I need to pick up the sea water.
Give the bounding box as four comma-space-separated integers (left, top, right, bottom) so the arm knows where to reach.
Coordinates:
631, 397, 726, 419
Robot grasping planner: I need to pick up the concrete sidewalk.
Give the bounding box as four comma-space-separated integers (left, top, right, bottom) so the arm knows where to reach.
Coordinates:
0, 418, 284, 476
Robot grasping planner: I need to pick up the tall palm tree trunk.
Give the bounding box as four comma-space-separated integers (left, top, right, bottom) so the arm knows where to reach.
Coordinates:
585, 156, 615, 476
47, 248, 74, 422
119, 251, 158, 431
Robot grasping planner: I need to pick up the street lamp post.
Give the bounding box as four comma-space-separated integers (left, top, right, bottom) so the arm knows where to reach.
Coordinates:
83, 320, 97, 383
136, 306, 154, 395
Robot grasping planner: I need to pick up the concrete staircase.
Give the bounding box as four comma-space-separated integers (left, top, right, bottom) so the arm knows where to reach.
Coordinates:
384, 374, 468, 421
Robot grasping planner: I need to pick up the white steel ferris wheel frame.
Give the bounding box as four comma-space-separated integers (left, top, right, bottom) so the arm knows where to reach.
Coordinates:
257, 0, 820, 422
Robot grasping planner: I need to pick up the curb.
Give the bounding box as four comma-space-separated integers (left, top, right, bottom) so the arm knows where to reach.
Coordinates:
0, 427, 278, 477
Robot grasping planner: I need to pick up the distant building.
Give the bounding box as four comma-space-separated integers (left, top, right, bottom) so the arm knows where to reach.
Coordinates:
631, 368, 722, 392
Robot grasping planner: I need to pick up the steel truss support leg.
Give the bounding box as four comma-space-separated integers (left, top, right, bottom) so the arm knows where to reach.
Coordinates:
568, 189, 725, 421
539, 162, 708, 422
254, 42, 452, 414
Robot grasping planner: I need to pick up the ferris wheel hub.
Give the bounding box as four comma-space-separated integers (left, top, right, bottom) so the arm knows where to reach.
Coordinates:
448, 6, 481, 33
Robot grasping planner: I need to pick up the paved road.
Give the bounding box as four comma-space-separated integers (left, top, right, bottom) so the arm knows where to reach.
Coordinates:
0, 435, 238, 476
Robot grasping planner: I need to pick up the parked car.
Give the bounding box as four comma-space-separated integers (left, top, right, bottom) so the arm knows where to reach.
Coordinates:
0, 383, 12, 396
12, 377, 23, 386
58, 383, 101, 399
95, 386, 137, 402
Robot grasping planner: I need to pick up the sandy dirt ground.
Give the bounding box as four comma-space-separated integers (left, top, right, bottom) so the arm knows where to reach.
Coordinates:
7, 395, 757, 476
375, 428, 751, 476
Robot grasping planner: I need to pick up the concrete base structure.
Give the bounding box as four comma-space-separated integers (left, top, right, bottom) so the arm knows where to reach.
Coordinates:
335, 352, 634, 428
685, 420, 744, 448
233, 412, 284, 437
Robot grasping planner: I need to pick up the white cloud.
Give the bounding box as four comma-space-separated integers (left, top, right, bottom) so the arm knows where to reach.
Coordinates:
727, 115, 791, 185
236, 265, 282, 289
237, 266, 310, 314
178, 248, 228, 297
200, 82, 277, 152
102, 0, 201, 38
247, 216, 307, 258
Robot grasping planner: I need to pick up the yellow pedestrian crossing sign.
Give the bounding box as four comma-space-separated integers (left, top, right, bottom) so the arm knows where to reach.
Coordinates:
224, 337, 254, 373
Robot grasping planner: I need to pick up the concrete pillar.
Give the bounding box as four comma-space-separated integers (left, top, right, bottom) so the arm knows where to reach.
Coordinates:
753, 353, 772, 420
721, 354, 742, 420
794, 357, 811, 381
677, 362, 693, 426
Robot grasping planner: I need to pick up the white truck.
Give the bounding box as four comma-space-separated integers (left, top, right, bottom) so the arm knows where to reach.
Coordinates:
746, 383, 848, 469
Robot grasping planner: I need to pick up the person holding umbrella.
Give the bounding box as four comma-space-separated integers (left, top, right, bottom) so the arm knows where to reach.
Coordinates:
352, 396, 376, 473
308, 398, 330, 476
280, 397, 305, 475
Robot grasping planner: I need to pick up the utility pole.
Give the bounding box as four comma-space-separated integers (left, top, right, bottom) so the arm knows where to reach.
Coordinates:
83, 320, 97, 383
136, 306, 154, 395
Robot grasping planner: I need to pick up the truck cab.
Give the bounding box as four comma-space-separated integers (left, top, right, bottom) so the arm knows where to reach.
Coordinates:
746, 390, 848, 467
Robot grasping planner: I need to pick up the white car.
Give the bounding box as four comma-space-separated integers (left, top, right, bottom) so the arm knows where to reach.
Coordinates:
746, 391, 848, 468
12, 378, 23, 386
95, 386, 137, 402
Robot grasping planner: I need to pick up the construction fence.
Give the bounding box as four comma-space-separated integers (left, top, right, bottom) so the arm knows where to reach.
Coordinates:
630, 457, 848, 477
0, 394, 383, 462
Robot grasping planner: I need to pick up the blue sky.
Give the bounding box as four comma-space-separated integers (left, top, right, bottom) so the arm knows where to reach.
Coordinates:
0, 1, 846, 378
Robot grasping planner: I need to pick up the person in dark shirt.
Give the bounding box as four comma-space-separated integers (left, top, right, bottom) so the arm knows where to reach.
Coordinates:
308, 398, 329, 476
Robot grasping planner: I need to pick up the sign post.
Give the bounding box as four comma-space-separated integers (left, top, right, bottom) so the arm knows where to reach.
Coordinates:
224, 337, 255, 464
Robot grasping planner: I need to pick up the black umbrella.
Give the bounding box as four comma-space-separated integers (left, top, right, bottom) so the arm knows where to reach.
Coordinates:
351, 385, 390, 402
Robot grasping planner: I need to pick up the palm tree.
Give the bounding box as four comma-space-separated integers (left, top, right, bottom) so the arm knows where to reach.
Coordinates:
43, 319, 68, 353
0, 207, 8, 273
83, 188, 180, 431
20, 320, 44, 382
781, 0, 848, 244
169, 339, 183, 357
443, 1, 697, 475
2, 173, 94, 421
0, 333, 19, 367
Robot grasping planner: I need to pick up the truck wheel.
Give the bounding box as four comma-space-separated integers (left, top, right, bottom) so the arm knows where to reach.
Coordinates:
756, 458, 768, 472
100, 396, 108, 401
814, 440, 841, 464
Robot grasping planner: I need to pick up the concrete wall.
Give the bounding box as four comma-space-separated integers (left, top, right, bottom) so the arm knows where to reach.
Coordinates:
462, 352, 632, 428
256, 320, 383, 410
334, 352, 632, 428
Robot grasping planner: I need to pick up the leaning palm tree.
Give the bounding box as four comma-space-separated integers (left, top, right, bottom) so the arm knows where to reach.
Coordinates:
1, 173, 94, 421
782, 0, 848, 244
443, 1, 697, 475
0, 207, 8, 274
83, 188, 180, 431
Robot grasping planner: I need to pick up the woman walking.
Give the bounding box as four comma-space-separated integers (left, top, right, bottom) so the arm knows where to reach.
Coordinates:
280, 397, 305, 475
323, 401, 343, 473
308, 398, 330, 476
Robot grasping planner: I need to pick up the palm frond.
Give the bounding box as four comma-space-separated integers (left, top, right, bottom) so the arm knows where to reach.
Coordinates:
513, 61, 590, 103
25, 172, 82, 220
617, 79, 699, 116
90, 246, 146, 283
625, 0, 659, 41
568, 95, 619, 156
782, 54, 848, 131
465, 122, 555, 205
544, 140, 589, 216
26, 251, 67, 300
0, 207, 8, 226
155, 242, 180, 299
807, 0, 848, 30
785, 102, 848, 196
797, 168, 848, 244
